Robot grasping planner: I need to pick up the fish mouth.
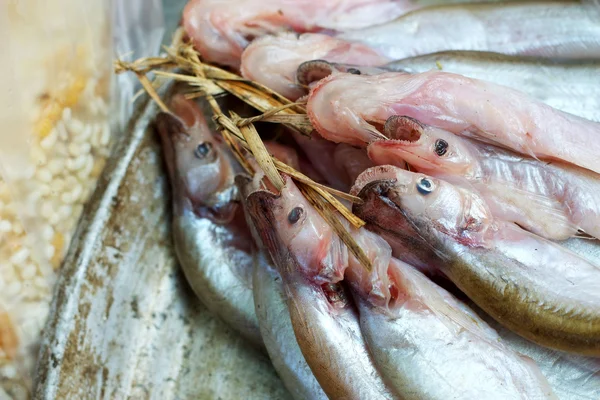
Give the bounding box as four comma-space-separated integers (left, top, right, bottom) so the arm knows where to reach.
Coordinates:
384, 115, 423, 143
296, 59, 337, 86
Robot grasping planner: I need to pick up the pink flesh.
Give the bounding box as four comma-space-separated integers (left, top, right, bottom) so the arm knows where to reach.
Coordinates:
368, 121, 600, 240
264, 141, 302, 170
333, 144, 375, 185
307, 71, 600, 174
292, 131, 350, 191
183, 0, 418, 68
240, 33, 389, 99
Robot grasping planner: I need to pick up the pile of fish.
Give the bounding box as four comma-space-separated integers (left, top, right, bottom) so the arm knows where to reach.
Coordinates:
157, 1, 600, 399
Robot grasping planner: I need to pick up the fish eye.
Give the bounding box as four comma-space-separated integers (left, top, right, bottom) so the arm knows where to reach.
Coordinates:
288, 206, 304, 224
416, 177, 435, 195
434, 139, 448, 156
347, 68, 361, 75
194, 142, 213, 159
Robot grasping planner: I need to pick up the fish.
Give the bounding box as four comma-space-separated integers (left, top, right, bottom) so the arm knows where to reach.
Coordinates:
383, 51, 600, 122
353, 175, 600, 399
155, 94, 261, 345
245, 174, 556, 399
241, 33, 389, 99
352, 165, 600, 356
252, 252, 327, 399
243, 175, 396, 399
291, 131, 350, 191
183, 0, 419, 68
310, 51, 600, 122
333, 144, 374, 184
339, 2, 600, 61
307, 70, 600, 174
252, 251, 327, 400
354, 257, 557, 400
367, 116, 600, 241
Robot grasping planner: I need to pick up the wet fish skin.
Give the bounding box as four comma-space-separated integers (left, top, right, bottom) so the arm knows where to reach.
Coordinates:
307, 71, 600, 174
356, 258, 556, 400
340, 2, 600, 61
244, 176, 396, 399
155, 95, 261, 346
353, 165, 600, 356
368, 117, 600, 240
183, 0, 419, 68
241, 33, 389, 100
385, 51, 600, 122
252, 252, 327, 400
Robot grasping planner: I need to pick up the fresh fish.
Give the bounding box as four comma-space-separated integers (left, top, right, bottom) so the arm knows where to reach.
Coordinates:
183, 0, 419, 68
245, 174, 555, 399
354, 257, 556, 400
384, 51, 600, 122
352, 165, 600, 356
477, 306, 600, 400
241, 33, 389, 99
307, 71, 600, 174
291, 131, 350, 191
340, 2, 600, 61
252, 252, 327, 400
367, 116, 600, 240
333, 144, 374, 184
243, 175, 396, 399
155, 95, 261, 345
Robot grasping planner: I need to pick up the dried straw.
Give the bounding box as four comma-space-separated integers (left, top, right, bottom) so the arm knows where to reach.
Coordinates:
114, 29, 371, 271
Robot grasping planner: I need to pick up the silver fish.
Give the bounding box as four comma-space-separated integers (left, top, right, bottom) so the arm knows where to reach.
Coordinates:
244, 175, 396, 399
155, 95, 261, 345
352, 165, 600, 356
252, 252, 327, 400
321, 51, 600, 122
340, 2, 600, 61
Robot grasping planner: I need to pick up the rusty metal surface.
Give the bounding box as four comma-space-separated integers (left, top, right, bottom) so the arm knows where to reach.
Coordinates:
33, 93, 287, 399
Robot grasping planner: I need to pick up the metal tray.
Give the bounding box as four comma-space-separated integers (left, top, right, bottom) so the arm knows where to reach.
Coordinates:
33, 92, 287, 399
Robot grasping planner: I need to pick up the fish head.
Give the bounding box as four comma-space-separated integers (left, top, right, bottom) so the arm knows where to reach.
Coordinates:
243, 175, 344, 283
155, 95, 236, 222
307, 72, 421, 146
353, 165, 491, 246
368, 116, 474, 175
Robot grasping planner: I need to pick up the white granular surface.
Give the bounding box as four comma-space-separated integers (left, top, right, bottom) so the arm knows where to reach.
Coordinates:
0, 1, 112, 397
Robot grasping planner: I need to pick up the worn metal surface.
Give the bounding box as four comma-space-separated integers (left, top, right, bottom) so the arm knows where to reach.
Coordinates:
33, 92, 287, 399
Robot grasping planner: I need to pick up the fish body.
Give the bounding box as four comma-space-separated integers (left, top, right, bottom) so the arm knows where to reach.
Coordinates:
340, 2, 600, 61
368, 117, 600, 240
246, 175, 555, 398
385, 51, 600, 122
183, 0, 418, 68
155, 95, 261, 345
307, 71, 600, 173
352, 166, 600, 356
357, 258, 556, 400
252, 252, 327, 400
244, 176, 395, 399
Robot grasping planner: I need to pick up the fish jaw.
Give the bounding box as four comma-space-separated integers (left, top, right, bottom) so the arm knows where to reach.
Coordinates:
307, 72, 426, 146
368, 116, 477, 176
155, 95, 238, 223
241, 32, 388, 100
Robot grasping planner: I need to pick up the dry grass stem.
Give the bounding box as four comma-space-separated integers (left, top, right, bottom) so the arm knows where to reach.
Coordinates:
115, 36, 373, 271
298, 183, 372, 272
